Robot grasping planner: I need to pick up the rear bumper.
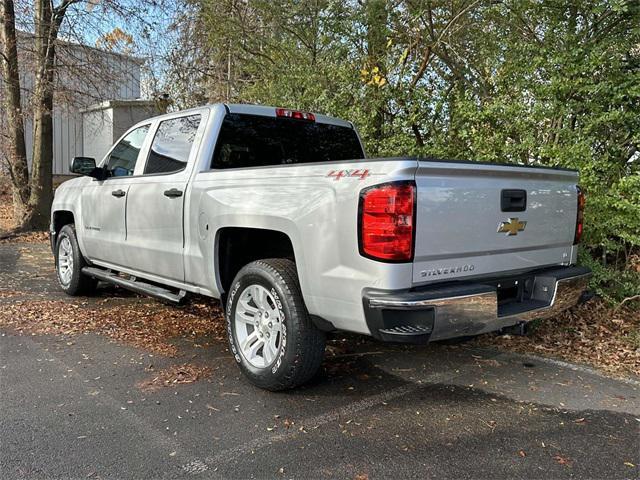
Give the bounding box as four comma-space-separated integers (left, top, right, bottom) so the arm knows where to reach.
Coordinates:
363, 265, 591, 343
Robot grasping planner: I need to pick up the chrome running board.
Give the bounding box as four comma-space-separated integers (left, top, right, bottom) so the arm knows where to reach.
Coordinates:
82, 267, 187, 304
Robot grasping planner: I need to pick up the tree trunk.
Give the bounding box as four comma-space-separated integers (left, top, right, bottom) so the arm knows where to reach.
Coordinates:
27, 0, 59, 230
0, 0, 30, 227
364, 0, 388, 156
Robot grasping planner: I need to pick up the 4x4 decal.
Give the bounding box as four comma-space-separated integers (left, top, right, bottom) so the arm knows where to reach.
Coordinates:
327, 169, 370, 181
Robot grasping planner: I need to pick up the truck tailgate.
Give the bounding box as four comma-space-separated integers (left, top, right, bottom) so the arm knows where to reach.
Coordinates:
412, 161, 579, 285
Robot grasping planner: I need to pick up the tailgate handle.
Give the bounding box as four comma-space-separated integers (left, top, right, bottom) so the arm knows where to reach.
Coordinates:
501, 189, 526, 212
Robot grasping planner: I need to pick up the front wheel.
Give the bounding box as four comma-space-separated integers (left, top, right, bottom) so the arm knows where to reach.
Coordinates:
55, 224, 97, 296
226, 259, 325, 391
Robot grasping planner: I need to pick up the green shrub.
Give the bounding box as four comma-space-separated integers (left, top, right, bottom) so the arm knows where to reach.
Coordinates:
579, 251, 640, 304
189, 0, 639, 305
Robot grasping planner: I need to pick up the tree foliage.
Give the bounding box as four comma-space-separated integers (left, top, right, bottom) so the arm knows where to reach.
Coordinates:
167, 0, 640, 301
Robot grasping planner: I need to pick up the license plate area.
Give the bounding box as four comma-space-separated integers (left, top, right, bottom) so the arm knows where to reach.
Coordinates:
485, 275, 547, 317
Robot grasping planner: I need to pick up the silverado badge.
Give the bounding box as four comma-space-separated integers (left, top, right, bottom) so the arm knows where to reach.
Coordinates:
497, 217, 527, 236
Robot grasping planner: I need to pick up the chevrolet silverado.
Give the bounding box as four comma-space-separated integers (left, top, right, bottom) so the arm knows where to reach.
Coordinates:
51, 104, 591, 390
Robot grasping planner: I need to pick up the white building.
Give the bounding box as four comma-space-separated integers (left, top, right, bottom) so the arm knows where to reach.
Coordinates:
1, 33, 160, 175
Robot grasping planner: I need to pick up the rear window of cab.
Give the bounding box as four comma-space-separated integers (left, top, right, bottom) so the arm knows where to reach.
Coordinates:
211, 113, 364, 169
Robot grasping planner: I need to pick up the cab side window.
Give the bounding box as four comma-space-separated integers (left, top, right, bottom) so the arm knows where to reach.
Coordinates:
144, 114, 201, 175
105, 125, 150, 177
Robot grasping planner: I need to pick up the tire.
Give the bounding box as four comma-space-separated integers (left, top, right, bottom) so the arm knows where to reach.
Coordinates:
55, 224, 97, 296
226, 258, 325, 391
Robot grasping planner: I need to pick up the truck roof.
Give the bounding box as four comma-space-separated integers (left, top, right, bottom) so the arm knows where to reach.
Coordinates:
134, 103, 354, 129
224, 104, 353, 128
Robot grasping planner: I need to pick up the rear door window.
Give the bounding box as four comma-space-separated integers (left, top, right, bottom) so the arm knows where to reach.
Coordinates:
212, 113, 364, 169
144, 114, 201, 175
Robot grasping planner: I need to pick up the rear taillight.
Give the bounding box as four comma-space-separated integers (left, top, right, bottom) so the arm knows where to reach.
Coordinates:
275, 108, 315, 121
574, 186, 585, 244
359, 181, 415, 262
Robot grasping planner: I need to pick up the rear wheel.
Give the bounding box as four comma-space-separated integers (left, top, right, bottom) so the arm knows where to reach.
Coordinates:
55, 224, 97, 296
226, 259, 325, 391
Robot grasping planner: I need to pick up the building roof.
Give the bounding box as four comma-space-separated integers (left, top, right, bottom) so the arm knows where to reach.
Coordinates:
17, 30, 145, 64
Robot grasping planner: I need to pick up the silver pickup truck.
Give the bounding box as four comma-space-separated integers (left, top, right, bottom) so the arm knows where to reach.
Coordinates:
51, 104, 591, 390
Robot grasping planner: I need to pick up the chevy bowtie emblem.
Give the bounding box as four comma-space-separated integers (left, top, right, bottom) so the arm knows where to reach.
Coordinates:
497, 217, 527, 236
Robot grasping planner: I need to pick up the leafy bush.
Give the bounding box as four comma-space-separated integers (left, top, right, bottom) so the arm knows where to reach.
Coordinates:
179, 0, 639, 304
579, 251, 640, 304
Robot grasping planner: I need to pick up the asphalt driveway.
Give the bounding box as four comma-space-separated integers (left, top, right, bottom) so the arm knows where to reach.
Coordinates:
1, 243, 638, 479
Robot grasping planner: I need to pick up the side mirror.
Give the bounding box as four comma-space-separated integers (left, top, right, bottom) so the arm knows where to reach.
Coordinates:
70, 157, 97, 175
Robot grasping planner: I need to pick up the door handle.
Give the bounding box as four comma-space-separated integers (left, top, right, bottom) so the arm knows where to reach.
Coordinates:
111, 189, 126, 198
164, 188, 183, 198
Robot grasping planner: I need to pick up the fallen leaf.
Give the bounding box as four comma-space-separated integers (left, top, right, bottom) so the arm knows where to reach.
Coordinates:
471, 299, 640, 378
137, 364, 213, 391
554, 454, 572, 466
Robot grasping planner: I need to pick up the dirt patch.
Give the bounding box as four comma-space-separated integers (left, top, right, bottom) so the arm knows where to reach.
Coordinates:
0, 297, 226, 356
0, 290, 24, 298
476, 299, 640, 378
0, 230, 49, 244
0, 190, 14, 233
0, 186, 48, 243
137, 363, 214, 391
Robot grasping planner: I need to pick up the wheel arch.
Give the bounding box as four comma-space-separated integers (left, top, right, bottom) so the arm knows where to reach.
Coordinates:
213, 225, 335, 332
215, 226, 298, 295
51, 210, 75, 252
51, 208, 92, 263
52, 210, 75, 233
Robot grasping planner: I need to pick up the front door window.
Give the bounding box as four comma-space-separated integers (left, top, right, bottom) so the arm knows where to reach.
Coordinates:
105, 125, 150, 177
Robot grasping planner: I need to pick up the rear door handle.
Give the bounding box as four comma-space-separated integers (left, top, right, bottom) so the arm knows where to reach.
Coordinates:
164, 188, 183, 198
111, 189, 126, 198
